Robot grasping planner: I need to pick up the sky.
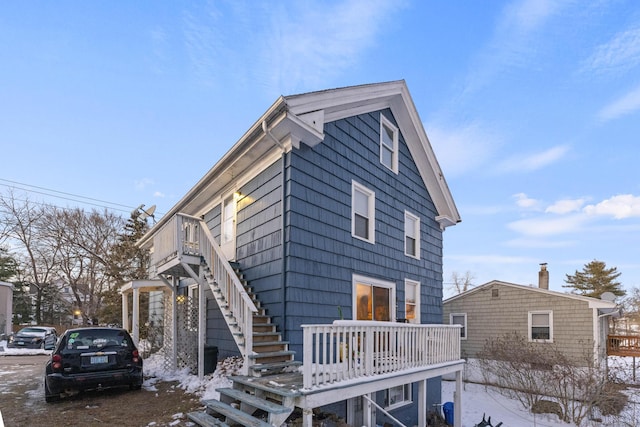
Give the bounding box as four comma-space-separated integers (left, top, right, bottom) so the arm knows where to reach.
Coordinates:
1, 1, 639, 296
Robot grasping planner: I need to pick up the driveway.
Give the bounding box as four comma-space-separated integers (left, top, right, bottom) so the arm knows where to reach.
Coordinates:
0, 354, 203, 427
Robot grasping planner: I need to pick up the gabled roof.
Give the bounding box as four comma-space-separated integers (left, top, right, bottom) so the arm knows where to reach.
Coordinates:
444, 280, 617, 310
142, 81, 460, 245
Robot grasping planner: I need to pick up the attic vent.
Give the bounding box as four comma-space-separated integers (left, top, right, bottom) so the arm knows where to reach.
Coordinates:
492, 288, 499, 298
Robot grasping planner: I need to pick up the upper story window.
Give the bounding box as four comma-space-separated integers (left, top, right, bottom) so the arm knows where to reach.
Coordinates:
405, 279, 420, 324
352, 181, 375, 243
450, 313, 467, 339
529, 311, 553, 342
380, 114, 399, 173
404, 211, 420, 258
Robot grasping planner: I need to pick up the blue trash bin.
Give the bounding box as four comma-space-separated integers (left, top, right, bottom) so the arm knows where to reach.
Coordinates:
442, 401, 454, 426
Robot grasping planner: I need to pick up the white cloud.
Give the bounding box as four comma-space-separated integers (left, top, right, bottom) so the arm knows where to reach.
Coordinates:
427, 121, 502, 177
498, 145, 569, 173
508, 214, 587, 236
597, 84, 640, 122
513, 192, 541, 210
153, 191, 165, 198
584, 194, 640, 219
262, 0, 404, 93
545, 198, 586, 214
135, 178, 154, 191
446, 253, 536, 265
584, 26, 640, 75
462, 0, 568, 95
505, 238, 575, 249
503, 0, 560, 34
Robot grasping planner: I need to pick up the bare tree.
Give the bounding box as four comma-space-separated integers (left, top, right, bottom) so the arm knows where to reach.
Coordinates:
0, 191, 61, 324
44, 207, 124, 325
449, 271, 474, 295
477, 332, 626, 425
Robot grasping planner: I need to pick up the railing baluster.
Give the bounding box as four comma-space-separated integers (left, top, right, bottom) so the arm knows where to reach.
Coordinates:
300, 322, 462, 391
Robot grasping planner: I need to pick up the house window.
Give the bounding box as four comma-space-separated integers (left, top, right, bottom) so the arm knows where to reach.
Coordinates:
354, 274, 394, 321
404, 279, 420, 324
352, 181, 375, 243
404, 211, 420, 258
450, 313, 467, 339
529, 311, 553, 342
380, 114, 398, 173
385, 383, 412, 409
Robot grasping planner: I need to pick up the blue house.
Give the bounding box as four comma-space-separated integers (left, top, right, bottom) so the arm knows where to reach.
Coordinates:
122, 81, 463, 427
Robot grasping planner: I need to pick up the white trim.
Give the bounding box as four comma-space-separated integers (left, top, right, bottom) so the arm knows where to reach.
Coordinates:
444, 280, 617, 309
351, 181, 375, 244
404, 210, 420, 259
380, 113, 399, 174
528, 310, 553, 343
404, 279, 420, 324
450, 313, 467, 340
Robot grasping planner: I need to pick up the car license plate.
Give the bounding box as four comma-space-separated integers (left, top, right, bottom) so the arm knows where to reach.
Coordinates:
91, 355, 108, 364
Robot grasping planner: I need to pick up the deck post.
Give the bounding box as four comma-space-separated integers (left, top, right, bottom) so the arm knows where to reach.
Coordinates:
454, 370, 462, 427
418, 379, 426, 427
198, 274, 206, 379
302, 408, 313, 427
121, 291, 129, 331
132, 287, 140, 345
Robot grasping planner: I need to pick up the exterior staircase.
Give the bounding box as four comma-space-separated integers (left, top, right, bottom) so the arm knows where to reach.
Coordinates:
188, 261, 301, 426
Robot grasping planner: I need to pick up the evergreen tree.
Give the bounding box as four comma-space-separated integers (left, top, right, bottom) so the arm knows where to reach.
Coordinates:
100, 211, 151, 328
563, 260, 625, 299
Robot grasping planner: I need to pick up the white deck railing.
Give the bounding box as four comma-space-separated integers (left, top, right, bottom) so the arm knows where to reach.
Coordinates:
301, 321, 461, 389
151, 213, 257, 373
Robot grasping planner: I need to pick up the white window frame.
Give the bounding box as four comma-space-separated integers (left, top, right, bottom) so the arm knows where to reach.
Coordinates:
353, 274, 395, 322
380, 114, 399, 173
385, 383, 412, 409
450, 313, 467, 340
351, 181, 375, 244
404, 279, 420, 324
529, 310, 553, 342
404, 211, 420, 259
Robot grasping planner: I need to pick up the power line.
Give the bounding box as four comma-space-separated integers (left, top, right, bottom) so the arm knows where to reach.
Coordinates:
0, 178, 164, 216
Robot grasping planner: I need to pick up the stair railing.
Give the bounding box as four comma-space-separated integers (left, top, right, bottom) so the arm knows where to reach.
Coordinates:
178, 213, 258, 375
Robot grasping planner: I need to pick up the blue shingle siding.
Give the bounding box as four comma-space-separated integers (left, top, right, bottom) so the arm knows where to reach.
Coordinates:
284, 109, 444, 355
201, 109, 444, 358
235, 159, 286, 326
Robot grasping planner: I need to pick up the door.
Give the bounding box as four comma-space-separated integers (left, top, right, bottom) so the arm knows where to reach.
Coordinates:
221, 194, 237, 260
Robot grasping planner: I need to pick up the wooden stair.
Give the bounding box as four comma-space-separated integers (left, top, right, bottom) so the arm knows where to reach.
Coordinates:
189, 262, 300, 426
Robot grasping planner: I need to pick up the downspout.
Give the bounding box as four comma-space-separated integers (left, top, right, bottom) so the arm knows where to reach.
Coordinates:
262, 120, 288, 340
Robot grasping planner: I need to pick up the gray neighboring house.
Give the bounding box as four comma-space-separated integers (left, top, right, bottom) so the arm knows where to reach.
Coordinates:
443, 265, 618, 368
123, 81, 465, 427
0, 281, 13, 337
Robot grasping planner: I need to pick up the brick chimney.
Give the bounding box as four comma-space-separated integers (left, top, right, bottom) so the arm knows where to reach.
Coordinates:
539, 263, 549, 289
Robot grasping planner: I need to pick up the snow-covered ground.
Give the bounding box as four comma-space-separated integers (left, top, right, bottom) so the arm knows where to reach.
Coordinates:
2, 339, 640, 427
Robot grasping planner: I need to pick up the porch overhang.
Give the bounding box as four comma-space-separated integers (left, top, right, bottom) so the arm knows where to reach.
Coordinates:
120, 279, 171, 346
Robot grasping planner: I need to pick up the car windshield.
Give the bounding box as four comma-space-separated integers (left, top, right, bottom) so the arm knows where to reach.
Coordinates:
18, 327, 46, 336
65, 329, 131, 350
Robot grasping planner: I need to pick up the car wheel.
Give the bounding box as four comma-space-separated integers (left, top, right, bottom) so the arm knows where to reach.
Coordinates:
44, 378, 59, 403
129, 383, 142, 391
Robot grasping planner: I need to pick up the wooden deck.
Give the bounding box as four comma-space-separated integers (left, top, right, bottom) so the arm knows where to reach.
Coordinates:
607, 335, 640, 357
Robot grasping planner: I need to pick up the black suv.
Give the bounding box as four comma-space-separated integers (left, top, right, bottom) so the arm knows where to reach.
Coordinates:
44, 327, 143, 402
